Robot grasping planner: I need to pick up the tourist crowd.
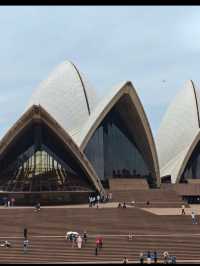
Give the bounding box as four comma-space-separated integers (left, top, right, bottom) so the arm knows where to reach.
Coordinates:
138, 250, 176, 264
88, 192, 112, 207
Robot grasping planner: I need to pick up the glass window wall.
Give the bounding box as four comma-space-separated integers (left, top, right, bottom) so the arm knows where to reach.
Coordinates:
84, 106, 154, 187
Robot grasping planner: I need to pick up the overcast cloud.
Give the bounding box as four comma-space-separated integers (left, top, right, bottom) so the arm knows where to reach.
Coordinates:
0, 6, 200, 138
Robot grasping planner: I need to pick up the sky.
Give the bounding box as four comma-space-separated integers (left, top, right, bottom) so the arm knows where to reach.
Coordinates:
0, 6, 200, 139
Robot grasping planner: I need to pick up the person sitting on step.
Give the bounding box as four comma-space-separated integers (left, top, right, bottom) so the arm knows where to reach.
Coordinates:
122, 202, 127, 208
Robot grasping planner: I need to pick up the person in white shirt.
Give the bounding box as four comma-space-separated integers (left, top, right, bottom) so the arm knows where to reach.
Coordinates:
77, 235, 83, 249
128, 232, 133, 240
109, 192, 112, 200
163, 251, 169, 264
89, 196, 92, 207
97, 195, 100, 204
122, 257, 128, 264
191, 211, 197, 224
23, 239, 29, 253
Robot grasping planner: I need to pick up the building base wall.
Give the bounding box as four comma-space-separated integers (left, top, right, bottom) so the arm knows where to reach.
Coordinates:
0, 191, 92, 206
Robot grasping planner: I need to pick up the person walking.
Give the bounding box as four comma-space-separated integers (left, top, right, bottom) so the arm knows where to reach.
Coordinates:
191, 211, 198, 224
37, 202, 41, 211
118, 202, 122, 208
97, 194, 100, 204
77, 235, 82, 249
69, 233, 73, 242
83, 231, 87, 244
35, 202, 41, 212
71, 234, 76, 248
139, 252, 144, 264
163, 251, 169, 264
122, 202, 127, 208
89, 196, 92, 207
128, 232, 133, 240
95, 246, 98, 256
109, 192, 112, 201
122, 257, 129, 264
147, 251, 151, 264
171, 255, 176, 264
153, 250, 158, 264
11, 197, 15, 207
181, 204, 186, 215
23, 239, 29, 254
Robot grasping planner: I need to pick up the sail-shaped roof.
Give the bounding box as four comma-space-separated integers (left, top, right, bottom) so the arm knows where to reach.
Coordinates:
156, 80, 200, 183
0, 105, 105, 195
27, 60, 98, 138
77, 81, 160, 186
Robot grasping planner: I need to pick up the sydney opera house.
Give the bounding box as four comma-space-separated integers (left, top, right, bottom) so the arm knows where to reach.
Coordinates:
0, 60, 200, 205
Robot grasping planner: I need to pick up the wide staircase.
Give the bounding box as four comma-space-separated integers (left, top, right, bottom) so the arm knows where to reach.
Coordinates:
109, 178, 149, 191
0, 207, 199, 263
109, 189, 187, 208
108, 178, 187, 208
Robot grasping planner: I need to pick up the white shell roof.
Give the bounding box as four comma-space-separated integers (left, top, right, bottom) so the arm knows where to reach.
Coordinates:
76, 81, 160, 186
74, 81, 128, 146
27, 60, 98, 138
156, 80, 200, 183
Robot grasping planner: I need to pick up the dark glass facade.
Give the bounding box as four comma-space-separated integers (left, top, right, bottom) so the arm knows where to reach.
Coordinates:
180, 140, 200, 183
84, 105, 154, 187
0, 121, 95, 192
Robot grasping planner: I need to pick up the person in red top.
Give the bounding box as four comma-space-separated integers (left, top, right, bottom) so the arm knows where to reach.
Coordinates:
96, 237, 100, 249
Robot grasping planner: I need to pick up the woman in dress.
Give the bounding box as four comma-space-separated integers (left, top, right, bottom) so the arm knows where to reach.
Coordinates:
77, 235, 82, 249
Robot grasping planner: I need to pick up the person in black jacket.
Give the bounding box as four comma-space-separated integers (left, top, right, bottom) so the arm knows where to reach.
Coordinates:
24, 228, 28, 240
154, 251, 158, 264
83, 231, 87, 244
95, 246, 98, 256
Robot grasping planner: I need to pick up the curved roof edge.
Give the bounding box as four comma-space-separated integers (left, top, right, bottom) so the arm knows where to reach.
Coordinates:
0, 105, 105, 196
157, 80, 200, 183
69, 61, 91, 115
75, 81, 160, 186
156, 80, 200, 169
27, 60, 98, 139
176, 131, 200, 183
160, 148, 189, 183
161, 130, 200, 184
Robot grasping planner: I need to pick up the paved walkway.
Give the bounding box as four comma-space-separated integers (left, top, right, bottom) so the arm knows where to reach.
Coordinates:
2, 232, 200, 239
142, 206, 200, 215
2, 202, 200, 217
142, 207, 191, 215
18, 259, 200, 264
0, 202, 120, 209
